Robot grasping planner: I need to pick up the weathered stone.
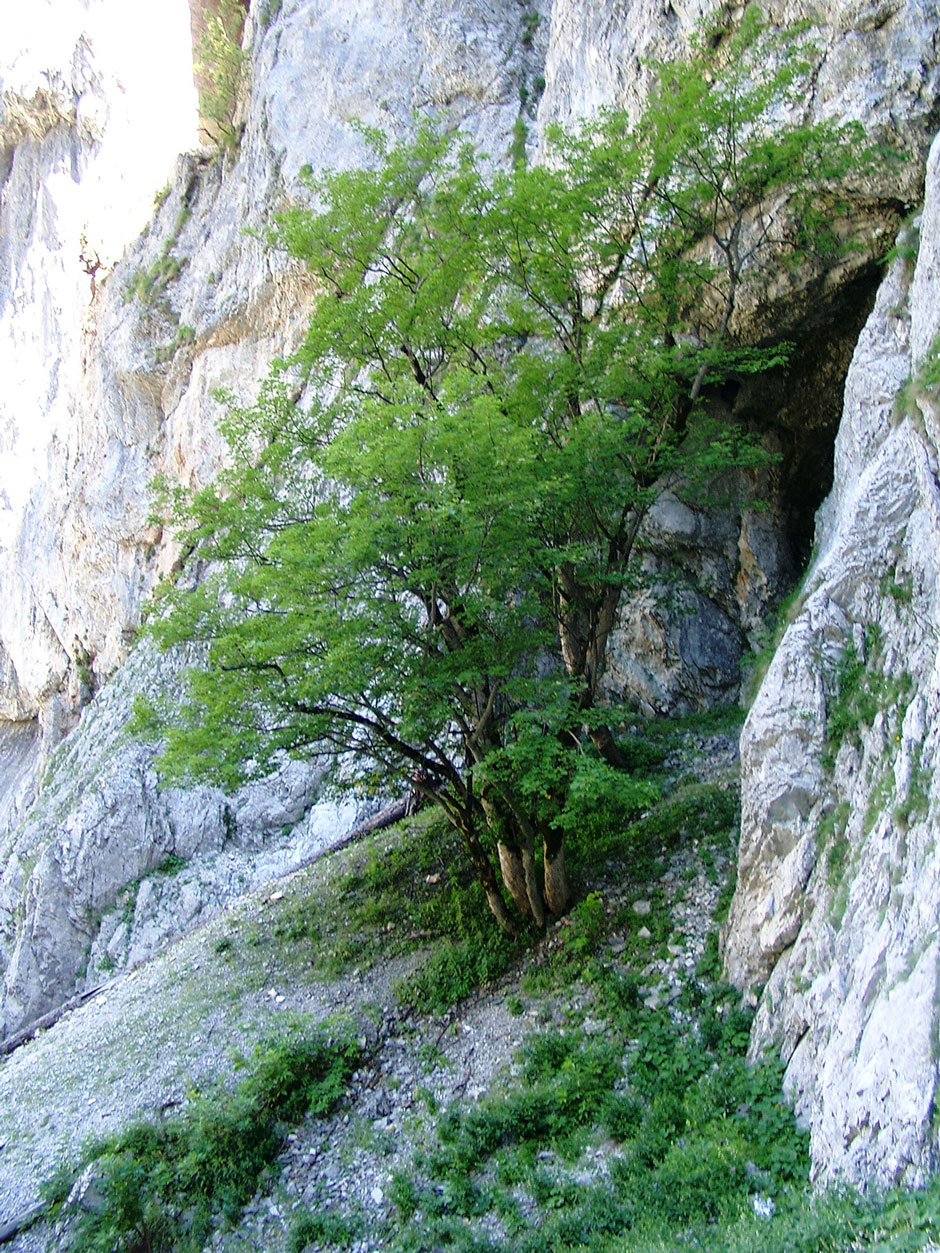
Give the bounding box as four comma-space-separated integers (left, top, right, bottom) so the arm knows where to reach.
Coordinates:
2, 0, 940, 1184
725, 129, 940, 1186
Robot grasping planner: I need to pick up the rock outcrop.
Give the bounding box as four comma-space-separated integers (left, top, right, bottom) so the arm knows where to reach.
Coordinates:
725, 130, 940, 1187
1, 0, 940, 1183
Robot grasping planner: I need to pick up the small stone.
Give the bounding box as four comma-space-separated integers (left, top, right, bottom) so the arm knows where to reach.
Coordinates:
753, 1194, 775, 1219
371, 1186, 384, 1204
637, 926, 652, 940
632, 899, 652, 915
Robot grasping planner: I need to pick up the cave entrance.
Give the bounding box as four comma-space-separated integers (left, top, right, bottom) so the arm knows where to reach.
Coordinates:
735, 261, 885, 573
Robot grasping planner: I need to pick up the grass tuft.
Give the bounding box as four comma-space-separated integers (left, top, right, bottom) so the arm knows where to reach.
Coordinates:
44, 1025, 361, 1252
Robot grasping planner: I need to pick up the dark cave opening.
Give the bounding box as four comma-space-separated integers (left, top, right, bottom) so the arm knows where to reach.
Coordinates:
736, 261, 886, 574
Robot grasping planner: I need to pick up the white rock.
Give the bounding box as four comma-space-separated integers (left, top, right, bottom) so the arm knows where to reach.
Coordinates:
726, 128, 940, 1186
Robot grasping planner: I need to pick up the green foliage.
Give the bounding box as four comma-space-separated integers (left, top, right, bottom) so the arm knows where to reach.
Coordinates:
819, 802, 851, 889
394, 979, 809, 1251
895, 760, 931, 828
824, 631, 882, 765
146, 12, 875, 931
396, 917, 517, 1014
921, 332, 940, 392
429, 1030, 623, 1178
153, 323, 196, 365
895, 329, 940, 420
269, 812, 521, 1010
124, 244, 187, 307
290, 1206, 360, 1250
883, 207, 921, 270
47, 1027, 360, 1252
73, 642, 95, 695
612, 1176, 940, 1252
154, 853, 188, 876
882, 568, 915, 606
520, 5, 540, 48
259, 0, 283, 32
567, 777, 739, 876
195, 0, 247, 153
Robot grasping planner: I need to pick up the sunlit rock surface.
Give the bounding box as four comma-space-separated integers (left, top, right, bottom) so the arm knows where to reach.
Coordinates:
725, 130, 940, 1185
1, 0, 940, 1184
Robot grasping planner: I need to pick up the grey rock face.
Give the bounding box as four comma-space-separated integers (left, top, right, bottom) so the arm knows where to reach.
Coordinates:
1, 0, 940, 1192
0, 642, 379, 1034
602, 485, 790, 714
725, 130, 940, 1186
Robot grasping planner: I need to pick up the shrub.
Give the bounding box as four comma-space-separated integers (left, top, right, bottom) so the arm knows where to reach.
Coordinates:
195, 0, 247, 153
47, 1028, 360, 1251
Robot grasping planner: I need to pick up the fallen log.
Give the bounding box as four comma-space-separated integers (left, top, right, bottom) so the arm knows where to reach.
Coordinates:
0, 982, 110, 1058
0, 1200, 45, 1243
294, 795, 415, 871
332, 796, 414, 850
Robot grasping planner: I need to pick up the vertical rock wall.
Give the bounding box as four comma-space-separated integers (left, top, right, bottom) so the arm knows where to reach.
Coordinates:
725, 132, 940, 1186
0, 0, 197, 730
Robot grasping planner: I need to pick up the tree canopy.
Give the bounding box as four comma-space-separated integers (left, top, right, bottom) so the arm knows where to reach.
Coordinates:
143, 12, 877, 932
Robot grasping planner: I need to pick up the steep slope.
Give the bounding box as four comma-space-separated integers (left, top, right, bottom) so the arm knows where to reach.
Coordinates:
0, 0, 938, 1185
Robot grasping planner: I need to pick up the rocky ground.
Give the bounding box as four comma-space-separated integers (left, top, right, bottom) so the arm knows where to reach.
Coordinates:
222, 840, 727, 1253
0, 727, 739, 1251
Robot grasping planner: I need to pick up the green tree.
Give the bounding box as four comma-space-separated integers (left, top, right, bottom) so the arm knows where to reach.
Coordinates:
195, 0, 248, 153
146, 12, 878, 931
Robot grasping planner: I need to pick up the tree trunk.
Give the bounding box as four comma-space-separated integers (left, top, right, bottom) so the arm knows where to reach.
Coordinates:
497, 835, 545, 928
587, 721, 628, 769
482, 786, 547, 926
521, 839, 545, 928
481, 876, 519, 935
542, 823, 571, 916
450, 802, 519, 936
498, 839, 532, 919
0, 1202, 45, 1244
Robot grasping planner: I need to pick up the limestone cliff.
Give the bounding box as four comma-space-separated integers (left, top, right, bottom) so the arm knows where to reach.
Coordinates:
724, 131, 940, 1187
0, 0, 939, 1184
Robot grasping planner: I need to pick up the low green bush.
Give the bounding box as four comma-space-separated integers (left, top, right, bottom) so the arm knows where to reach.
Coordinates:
393, 974, 809, 1252
45, 1028, 360, 1252
290, 1206, 360, 1251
